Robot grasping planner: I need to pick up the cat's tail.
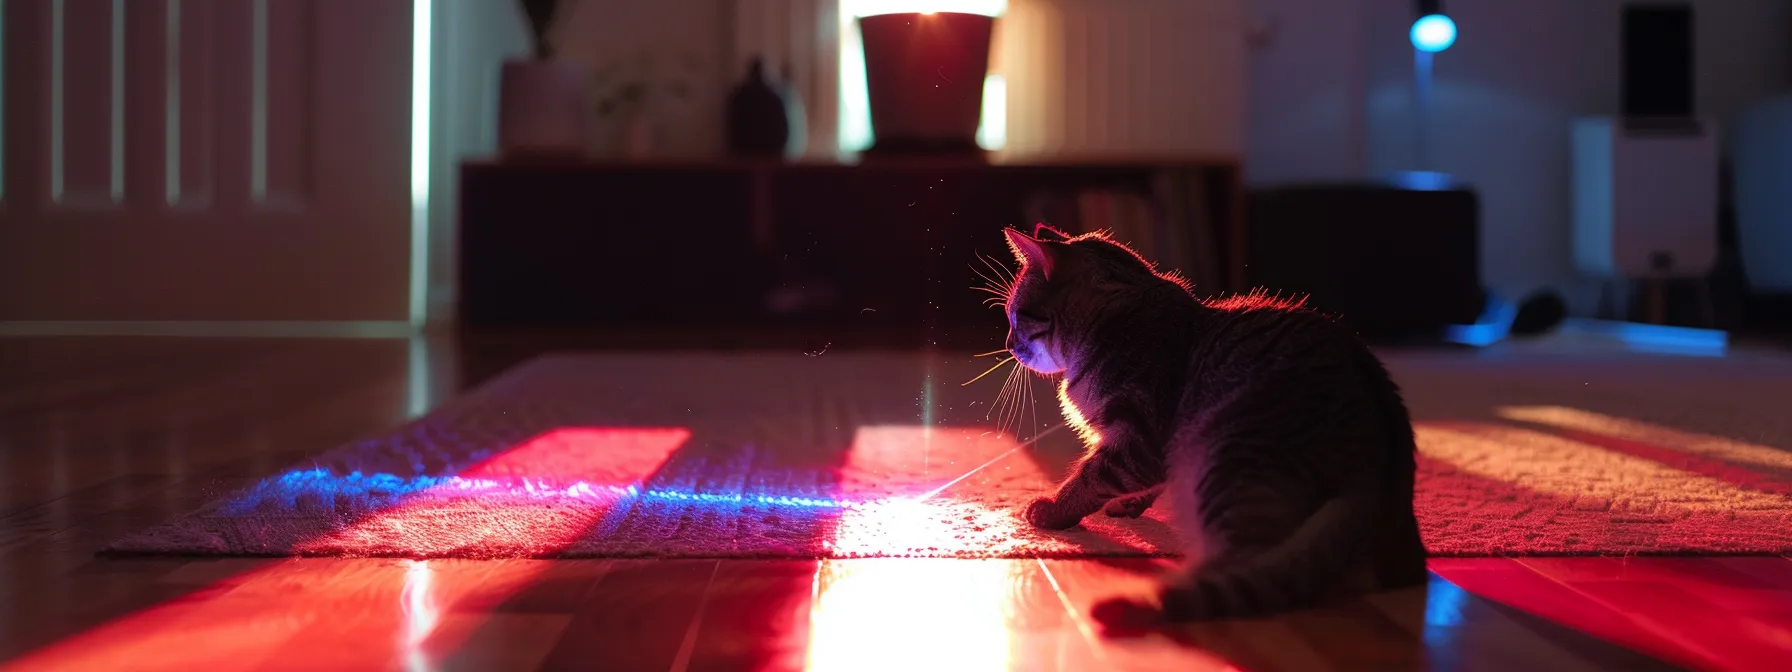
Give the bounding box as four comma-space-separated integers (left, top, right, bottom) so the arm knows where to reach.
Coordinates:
1155, 494, 1372, 621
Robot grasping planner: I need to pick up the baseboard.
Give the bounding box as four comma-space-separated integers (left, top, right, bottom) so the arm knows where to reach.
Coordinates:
1743, 292, 1792, 328
0, 321, 417, 338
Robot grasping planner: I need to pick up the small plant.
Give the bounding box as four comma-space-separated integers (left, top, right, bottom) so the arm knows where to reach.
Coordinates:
520, 0, 560, 59
590, 50, 700, 120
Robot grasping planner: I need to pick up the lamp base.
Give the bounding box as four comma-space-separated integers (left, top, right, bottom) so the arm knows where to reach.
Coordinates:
861, 137, 988, 160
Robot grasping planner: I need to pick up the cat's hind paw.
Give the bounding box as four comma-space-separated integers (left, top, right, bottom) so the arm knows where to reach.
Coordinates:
1090, 597, 1161, 636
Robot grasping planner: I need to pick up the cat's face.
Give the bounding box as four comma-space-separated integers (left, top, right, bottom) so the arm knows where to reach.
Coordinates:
1000, 226, 1176, 375
1002, 227, 1074, 374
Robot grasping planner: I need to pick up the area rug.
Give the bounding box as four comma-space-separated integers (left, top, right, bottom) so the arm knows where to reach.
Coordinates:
105, 352, 1792, 559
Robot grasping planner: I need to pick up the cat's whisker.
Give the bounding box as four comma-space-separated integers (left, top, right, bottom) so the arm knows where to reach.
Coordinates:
1013, 375, 1029, 438
992, 363, 1023, 433
1002, 366, 1026, 438
976, 258, 1017, 298
960, 356, 1015, 387
979, 253, 1016, 285
970, 286, 1008, 298
969, 264, 1011, 296
985, 370, 1011, 427
1025, 372, 1040, 442
991, 365, 1017, 434
970, 257, 1003, 281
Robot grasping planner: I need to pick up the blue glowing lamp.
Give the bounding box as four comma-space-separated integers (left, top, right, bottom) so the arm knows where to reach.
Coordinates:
1404, 0, 1453, 174
1410, 14, 1457, 53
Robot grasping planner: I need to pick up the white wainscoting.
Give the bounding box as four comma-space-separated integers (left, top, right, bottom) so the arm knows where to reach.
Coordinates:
996, 0, 1246, 161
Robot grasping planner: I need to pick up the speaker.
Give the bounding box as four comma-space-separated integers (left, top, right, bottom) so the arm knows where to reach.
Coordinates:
1731, 94, 1792, 292
1572, 116, 1719, 279
1622, 3, 1694, 119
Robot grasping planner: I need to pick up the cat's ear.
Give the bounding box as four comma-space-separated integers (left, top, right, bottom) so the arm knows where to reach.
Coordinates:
1033, 223, 1071, 242
1004, 227, 1055, 277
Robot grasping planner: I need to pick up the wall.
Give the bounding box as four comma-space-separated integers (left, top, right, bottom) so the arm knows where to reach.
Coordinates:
1246, 0, 1792, 313
426, 0, 532, 326
551, 0, 733, 157
998, 0, 1246, 161
1242, 0, 1370, 183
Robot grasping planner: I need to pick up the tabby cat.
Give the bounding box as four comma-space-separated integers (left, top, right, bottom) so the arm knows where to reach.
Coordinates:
997, 225, 1428, 626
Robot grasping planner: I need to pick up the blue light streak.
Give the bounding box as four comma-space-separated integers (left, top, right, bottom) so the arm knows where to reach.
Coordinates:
223, 468, 888, 515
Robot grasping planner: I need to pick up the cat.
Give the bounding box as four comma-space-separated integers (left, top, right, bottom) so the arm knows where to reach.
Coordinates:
996, 224, 1428, 626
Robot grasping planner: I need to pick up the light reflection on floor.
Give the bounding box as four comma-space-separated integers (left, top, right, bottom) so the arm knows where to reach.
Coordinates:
804, 558, 1023, 672
823, 427, 1054, 557
1420, 573, 1472, 651
401, 560, 439, 671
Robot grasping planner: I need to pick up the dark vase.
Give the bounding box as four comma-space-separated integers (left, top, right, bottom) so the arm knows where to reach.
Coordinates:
726, 58, 791, 158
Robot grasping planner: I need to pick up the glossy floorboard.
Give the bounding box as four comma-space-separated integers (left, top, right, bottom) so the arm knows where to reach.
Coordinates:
1, 335, 1790, 671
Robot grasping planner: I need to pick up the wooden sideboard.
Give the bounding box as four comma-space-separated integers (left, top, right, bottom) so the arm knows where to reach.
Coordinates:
458, 158, 1244, 348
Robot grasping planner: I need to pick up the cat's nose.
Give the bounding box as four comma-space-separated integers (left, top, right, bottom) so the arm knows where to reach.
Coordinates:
1005, 331, 1021, 352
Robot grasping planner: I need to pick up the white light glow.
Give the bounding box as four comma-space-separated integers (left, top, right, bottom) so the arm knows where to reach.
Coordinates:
977, 74, 1005, 151
804, 559, 1018, 672
409, 0, 432, 327
1410, 14, 1457, 53
847, 0, 1006, 18
401, 560, 439, 671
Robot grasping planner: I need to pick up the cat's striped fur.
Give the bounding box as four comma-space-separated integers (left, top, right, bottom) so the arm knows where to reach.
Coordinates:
999, 225, 1428, 624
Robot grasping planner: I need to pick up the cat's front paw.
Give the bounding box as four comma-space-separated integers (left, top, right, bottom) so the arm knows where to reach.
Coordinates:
1024, 497, 1082, 530
1090, 596, 1161, 636
1103, 493, 1153, 518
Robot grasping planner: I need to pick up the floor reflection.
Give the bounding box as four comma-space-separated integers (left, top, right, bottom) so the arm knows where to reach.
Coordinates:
401, 560, 439, 672
804, 559, 1025, 672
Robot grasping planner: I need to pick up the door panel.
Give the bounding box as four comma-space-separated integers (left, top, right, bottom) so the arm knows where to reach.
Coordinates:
0, 0, 414, 321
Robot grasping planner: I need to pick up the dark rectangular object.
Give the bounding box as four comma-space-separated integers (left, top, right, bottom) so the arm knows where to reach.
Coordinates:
1246, 184, 1482, 340
457, 159, 1244, 348
457, 163, 762, 326
1622, 3, 1695, 118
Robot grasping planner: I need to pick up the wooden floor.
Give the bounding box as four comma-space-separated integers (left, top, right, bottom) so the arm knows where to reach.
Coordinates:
1, 335, 1789, 671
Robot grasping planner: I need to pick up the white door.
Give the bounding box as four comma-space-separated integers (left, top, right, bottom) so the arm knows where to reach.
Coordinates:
0, 0, 416, 323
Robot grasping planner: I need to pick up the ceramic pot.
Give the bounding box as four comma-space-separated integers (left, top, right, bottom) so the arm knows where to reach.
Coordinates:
497, 59, 589, 158
858, 12, 994, 156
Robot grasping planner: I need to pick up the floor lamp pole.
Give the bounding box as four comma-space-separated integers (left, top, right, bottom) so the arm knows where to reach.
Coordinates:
1413, 48, 1434, 172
